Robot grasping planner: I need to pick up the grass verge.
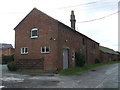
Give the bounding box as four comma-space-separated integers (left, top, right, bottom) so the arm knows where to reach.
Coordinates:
56, 61, 120, 75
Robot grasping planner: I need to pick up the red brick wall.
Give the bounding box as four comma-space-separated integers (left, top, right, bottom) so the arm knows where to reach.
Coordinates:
100, 51, 110, 62
0, 48, 14, 56
14, 8, 100, 72
86, 39, 100, 64
4, 49, 10, 56
100, 51, 118, 62
57, 23, 80, 69
112, 54, 118, 61
57, 22, 100, 70
14, 8, 59, 72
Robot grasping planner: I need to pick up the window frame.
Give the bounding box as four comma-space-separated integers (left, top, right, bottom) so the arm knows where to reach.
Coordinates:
31, 28, 39, 38
41, 46, 50, 54
20, 47, 28, 54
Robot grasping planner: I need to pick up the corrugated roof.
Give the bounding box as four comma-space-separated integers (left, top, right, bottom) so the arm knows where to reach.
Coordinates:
0, 43, 13, 50
99, 46, 118, 55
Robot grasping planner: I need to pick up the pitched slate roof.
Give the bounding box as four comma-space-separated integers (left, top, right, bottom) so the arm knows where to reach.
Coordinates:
0, 43, 13, 50
99, 46, 118, 55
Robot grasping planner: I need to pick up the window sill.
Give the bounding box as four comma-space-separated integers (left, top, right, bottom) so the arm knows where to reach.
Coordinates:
30, 36, 38, 39
21, 53, 28, 55
41, 52, 50, 54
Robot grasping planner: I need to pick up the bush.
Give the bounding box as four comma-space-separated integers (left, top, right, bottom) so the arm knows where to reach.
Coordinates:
2, 54, 14, 64
75, 51, 86, 67
113, 59, 117, 61
95, 58, 101, 64
118, 59, 120, 61
7, 61, 17, 71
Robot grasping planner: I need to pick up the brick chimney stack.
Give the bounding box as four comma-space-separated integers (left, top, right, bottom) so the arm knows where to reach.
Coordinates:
70, 10, 76, 30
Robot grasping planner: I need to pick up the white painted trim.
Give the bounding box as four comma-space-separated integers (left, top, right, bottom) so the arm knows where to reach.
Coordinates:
30, 36, 38, 38
20, 47, 28, 54
41, 46, 50, 54
31, 28, 38, 39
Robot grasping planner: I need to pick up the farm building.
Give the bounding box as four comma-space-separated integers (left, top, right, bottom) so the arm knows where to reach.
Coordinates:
14, 8, 118, 72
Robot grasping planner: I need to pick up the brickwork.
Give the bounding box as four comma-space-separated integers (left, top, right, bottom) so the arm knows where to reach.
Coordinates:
14, 8, 59, 72
57, 22, 100, 69
100, 51, 118, 62
0, 48, 14, 57
16, 58, 44, 69
14, 8, 119, 72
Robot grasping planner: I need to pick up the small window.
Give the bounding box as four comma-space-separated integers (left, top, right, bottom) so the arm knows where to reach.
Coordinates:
31, 28, 38, 38
21, 47, 28, 54
41, 46, 50, 53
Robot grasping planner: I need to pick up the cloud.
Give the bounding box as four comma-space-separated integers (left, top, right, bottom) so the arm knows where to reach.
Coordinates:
0, 0, 118, 50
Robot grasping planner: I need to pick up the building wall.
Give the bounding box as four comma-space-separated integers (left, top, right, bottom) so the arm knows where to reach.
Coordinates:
0, 50, 2, 57
14, 8, 118, 72
57, 22, 100, 70
14, 8, 59, 72
112, 54, 118, 61
15, 9, 100, 72
0, 48, 14, 57
86, 39, 100, 64
100, 51, 118, 62
57, 22, 81, 70
0, 48, 14, 64
100, 51, 110, 62
118, 54, 120, 61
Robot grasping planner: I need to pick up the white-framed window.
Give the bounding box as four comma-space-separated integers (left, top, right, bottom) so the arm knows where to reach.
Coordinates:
41, 46, 50, 53
21, 47, 28, 54
31, 28, 38, 38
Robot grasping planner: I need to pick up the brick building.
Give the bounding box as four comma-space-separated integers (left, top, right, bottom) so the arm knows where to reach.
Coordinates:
0, 43, 14, 64
99, 46, 118, 62
14, 8, 101, 72
0, 43, 14, 57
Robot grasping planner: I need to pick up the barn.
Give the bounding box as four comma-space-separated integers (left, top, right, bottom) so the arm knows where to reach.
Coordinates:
14, 8, 110, 72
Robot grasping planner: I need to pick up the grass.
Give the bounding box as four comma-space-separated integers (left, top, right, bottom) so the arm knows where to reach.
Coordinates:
56, 61, 120, 75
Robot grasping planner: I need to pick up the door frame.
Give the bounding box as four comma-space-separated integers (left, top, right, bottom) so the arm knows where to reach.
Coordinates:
62, 47, 69, 69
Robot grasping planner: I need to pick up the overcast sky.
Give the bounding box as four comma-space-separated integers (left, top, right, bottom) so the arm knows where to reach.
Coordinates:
0, 0, 119, 51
